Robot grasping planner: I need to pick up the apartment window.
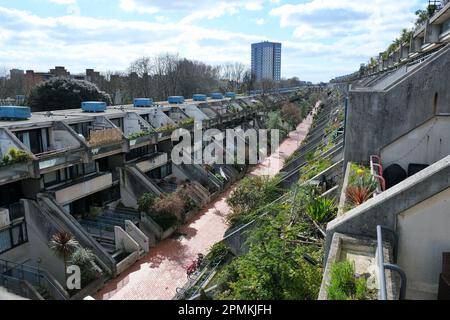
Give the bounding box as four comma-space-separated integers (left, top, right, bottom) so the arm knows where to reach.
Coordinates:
110, 118, 123, 131
70, 122, 91, 138
15, 128, 49, 154
125, 145, 154, 161
141, 114, 150, 122
43, 171, 58, 187
161, 163, 172, 178
43, 163, 98, 188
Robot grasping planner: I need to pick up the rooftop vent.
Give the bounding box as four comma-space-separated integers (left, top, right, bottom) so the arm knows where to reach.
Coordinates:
134, 98, 154, 108
211, 93, 224, 100
193, 94, 207, 102
81, 101, 106, 113
0, 106, 32, 120
168, 96, 185, 104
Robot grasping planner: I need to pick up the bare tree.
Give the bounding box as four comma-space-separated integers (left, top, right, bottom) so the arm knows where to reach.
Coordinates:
0, 66, 8, 99
220, 62, 247, 92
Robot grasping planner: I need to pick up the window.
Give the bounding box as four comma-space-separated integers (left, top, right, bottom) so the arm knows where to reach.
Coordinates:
126, 145, 154, 161
43, 171, 58, 187
110, 118, 123, 131
15, 128, 49, 154
43, 162, 98, 187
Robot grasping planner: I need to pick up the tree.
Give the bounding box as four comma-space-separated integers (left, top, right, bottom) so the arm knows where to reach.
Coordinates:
49, 231, 79, 286
28, 78, 112, 111
226, 176, 282, 226
281, 102, 302, 130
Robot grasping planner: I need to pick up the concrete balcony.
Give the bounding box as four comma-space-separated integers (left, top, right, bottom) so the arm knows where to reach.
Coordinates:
88, 128, 128, 160
51, 172, 113, 205
129, 132, 157, 150
35, 122, 89, 174
124, 112, 157, 150
0, 128, 38, 185
134, 153, 168, 173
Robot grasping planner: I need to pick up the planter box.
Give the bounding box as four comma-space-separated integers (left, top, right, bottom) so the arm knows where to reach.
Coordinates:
319, 233, 395, 300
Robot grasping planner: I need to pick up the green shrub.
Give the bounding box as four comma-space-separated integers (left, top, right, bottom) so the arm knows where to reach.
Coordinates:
128, 131, 152, 140
69, 247, 98, 288
226, 176, 282, 227
178, 117, 195, 126
0, 148, 32, 166
137, 193, 156, 213
206, 242, 231, 263
327, 261, 371, 300
155, 124, 178, 132
305, 196, 337, 224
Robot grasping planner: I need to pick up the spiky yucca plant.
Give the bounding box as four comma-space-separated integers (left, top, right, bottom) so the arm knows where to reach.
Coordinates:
346, 185, 374, 207
50, 232, 79, 285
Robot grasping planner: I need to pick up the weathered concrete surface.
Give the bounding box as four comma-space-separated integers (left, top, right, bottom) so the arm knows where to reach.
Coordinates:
344, 46, 450, 165
325, 155, 450, 259
319, 233, 395, 300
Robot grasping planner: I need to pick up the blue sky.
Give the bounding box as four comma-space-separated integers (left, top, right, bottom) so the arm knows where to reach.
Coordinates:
0, 0, 426, 82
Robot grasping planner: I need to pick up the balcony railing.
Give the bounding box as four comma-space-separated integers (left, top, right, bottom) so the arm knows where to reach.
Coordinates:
0, 259, 69, 300
0, 219, 28, 254
377, 225, 407, 300
37, 147, 85, 172
51, 172, 113, 205
370, 155, 386, 195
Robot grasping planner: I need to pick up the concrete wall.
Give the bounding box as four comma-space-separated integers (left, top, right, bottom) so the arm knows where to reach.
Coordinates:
54, 173, 113, 205
146, 109, 176, 128
119, 166, 161, 209
180, 105, 210, 122
114, 226, 140, 253
125, 220, 150, 252
397, 187, 450, 300
17, 200, 67, 286
380, 116, 450, 171
124, 112, 152, 137
52, 127, 81, 150
326, 155, 450, 259
345, 46, 450, 164
135, 153, 168, 173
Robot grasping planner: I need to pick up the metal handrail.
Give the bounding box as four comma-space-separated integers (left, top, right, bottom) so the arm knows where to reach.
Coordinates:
0, 259, 68, 300
377, 225, 407, 300
370, 155, 386, 193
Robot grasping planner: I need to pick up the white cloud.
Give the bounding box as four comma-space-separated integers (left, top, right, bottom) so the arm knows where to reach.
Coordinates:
0, 6, 259, 75
118, 0, 265, 18
253, 18, 265, 25
48, 0, 77, 4
0, 0, 426, 82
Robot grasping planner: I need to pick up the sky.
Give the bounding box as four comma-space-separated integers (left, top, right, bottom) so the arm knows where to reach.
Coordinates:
0, 0, 426, 82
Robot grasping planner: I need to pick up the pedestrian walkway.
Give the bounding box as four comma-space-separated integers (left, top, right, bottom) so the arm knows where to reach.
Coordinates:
95, 106, 316, 300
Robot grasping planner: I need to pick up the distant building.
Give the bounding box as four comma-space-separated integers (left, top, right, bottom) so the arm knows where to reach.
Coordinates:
9, 69, 24, 80
50, 66, 70, 78
251, 41, 282, 82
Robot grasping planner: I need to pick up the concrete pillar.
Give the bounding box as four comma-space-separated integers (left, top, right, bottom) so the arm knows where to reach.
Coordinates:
401, 44, 410, 60
410, 36, 424, 54
425, 22, 441, 44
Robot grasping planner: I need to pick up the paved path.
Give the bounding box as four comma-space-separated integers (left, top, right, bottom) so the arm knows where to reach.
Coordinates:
95, 109, 315, 300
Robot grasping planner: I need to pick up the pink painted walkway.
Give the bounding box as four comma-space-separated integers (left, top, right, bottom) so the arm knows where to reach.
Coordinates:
95, 108, 315, 300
